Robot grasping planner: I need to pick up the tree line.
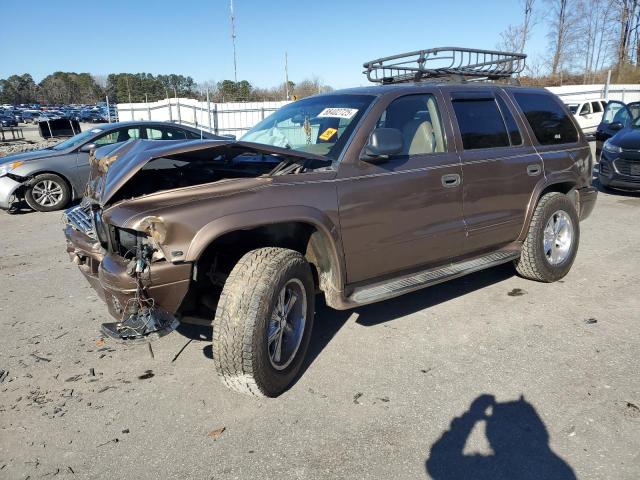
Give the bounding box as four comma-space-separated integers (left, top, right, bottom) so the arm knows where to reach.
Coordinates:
499, 0, 640, 85
0, 71, 333, 105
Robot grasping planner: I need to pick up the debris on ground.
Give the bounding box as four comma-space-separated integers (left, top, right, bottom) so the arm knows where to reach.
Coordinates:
353, 392, 363, 404
89, 368, 95, 377
30, 353, 51, 363
138, 370, 154, 380
208, 427, 226, 440
625, 401, 640, 418
584, 318, 598, 324
507, 288, 526, 297
0, 370, 8, 383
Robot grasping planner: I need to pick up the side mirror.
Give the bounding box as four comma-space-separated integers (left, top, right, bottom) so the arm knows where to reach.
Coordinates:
79, 143, 96, 153
361, 128, 403, 162
610, 121, 624, 131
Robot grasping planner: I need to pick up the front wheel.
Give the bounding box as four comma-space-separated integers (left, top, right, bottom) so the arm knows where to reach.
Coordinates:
24, 173, 71, 212
212, 247, 315, 397
514, 192, 580, 282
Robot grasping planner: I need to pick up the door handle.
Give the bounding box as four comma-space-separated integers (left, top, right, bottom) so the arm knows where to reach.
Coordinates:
527, 164, 542, 176
441, 173, 461, 188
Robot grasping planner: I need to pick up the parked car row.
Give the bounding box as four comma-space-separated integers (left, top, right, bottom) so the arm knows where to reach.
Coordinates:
0, 121, 222, 212
0, 103, 118, 126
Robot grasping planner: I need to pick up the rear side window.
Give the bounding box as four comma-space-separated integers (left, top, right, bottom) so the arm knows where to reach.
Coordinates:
513, 92, 578, 145
591, 101, 602, 113
452, 98, 510, 150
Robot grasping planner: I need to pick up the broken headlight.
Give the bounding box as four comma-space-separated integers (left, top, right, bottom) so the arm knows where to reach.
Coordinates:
133, 216, 167, 251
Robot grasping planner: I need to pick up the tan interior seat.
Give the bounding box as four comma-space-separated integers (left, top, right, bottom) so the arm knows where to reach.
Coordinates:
402, 120, 436, 155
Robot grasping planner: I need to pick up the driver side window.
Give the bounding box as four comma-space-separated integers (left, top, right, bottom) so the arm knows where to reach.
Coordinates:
375, 94, 446, 155
94, 127, 140, 146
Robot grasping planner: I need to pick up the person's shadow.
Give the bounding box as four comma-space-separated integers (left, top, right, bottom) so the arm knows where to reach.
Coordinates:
425, 394, 576, 480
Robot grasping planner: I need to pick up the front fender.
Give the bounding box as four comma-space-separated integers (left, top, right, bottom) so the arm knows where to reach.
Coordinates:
185, 205, 346, 299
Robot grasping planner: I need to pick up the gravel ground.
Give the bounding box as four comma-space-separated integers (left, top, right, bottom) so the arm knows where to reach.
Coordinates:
0, 123, 106, 157
0, 185, 638, 479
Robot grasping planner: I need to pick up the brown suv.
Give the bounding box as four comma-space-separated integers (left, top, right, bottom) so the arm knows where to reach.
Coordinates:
63, 48, 597, 397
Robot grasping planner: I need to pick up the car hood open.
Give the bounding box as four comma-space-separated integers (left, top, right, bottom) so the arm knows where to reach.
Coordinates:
85, 139, 328, 206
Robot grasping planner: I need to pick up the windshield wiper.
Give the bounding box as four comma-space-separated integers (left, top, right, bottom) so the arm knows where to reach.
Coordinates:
268, 155, 332, 176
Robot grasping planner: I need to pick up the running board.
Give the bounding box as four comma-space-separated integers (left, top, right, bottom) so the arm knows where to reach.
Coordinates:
347, 250, 520, 306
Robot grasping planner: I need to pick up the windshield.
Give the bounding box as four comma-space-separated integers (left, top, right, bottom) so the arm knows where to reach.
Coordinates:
241, 94, 374, 160
51, 129, 101, 151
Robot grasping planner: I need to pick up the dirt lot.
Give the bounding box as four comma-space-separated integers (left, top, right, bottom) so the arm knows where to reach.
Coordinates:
0, 186, 638, 479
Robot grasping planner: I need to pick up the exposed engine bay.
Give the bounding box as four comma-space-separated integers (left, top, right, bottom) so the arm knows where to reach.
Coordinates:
107, 144, 331, 204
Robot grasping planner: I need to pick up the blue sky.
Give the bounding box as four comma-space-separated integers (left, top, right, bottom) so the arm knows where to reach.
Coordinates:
2, 0, 548, 89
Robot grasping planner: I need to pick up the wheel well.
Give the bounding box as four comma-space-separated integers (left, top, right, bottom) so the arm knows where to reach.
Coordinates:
180, 222, 336, 320
539, 182, 578, 208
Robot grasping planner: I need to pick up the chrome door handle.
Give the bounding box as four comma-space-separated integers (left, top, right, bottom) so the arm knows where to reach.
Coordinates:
527, 164, 542, 176
441, 173, 461, 187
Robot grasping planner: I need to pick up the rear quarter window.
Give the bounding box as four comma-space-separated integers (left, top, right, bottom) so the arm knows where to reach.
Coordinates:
513, 92, 578, 145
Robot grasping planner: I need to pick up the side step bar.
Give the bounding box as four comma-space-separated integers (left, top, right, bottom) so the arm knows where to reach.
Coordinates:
347, 250, 520, 306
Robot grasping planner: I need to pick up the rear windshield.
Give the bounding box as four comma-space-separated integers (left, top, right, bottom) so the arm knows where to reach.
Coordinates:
513, 92, 578, 145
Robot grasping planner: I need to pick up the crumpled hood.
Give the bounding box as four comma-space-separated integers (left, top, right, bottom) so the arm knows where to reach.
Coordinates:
85, 138, 327, 206
0, 148, 60, 164
609, 128, 640, 150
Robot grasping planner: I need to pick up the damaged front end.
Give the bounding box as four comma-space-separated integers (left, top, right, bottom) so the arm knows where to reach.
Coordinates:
64, 202, 187, 341
64, 139, 330, 341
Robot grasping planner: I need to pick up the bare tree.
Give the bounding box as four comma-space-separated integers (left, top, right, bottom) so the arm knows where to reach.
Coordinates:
497, 0, 537, 53
546, 0, 579, 77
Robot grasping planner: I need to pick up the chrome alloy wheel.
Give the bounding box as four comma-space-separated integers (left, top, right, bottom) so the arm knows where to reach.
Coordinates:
31, 179, 64, 207
543, 210, 574, 266
267, 278, 307, 371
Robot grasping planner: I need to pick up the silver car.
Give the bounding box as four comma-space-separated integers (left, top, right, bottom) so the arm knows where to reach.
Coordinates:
0, 121, 221, 212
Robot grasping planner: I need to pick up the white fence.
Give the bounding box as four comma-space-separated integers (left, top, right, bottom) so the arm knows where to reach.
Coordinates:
116, 99, 290, 138
116, 84, 640, 138
547, 84, 640, 103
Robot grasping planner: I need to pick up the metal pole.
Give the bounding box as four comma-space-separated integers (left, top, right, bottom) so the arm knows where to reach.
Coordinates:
206, 88, 212, 132
284, 51, 289, 101
106, 95, 112, 123
174, 87, 181, 124
165, 88, 173, 122
213, 104, 219, 135
230, 0, 238, 82
146, 94, 151, 120
604, 70, 611, 101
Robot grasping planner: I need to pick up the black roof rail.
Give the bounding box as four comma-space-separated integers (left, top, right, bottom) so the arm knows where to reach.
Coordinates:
363, 47, 527, 84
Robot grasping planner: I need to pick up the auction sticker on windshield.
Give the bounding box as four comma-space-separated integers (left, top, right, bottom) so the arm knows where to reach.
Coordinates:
317, 108, 358, 119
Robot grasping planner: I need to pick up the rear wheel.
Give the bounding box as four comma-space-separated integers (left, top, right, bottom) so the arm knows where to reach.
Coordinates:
25, 173, 70, 212
514, 192, 580, 282
212, 247, 315, 397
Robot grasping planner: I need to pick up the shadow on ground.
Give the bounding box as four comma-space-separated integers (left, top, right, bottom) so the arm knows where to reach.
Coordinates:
425, 394, 576, 480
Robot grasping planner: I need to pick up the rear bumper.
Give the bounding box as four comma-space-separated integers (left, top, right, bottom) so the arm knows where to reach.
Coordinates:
64, 224, 192, 320
577, 186, 597, 220
0, 176, 23, 210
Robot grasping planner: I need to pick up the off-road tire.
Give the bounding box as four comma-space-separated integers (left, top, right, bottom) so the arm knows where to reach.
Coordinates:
514, 192, 580, 282
24, 173, 71, 212
212, 247, 315, 397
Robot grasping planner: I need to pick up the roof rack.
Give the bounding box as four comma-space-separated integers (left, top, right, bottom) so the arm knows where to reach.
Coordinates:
363, 47, 527, 84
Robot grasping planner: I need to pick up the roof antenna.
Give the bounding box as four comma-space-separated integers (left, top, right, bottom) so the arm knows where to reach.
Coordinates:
229, 0, 238, 83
